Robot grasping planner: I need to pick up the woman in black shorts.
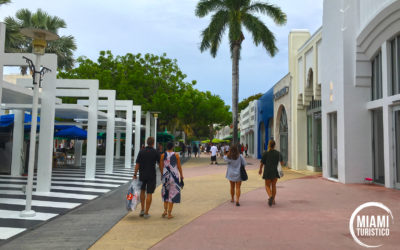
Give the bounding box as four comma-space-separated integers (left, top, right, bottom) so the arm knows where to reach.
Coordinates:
258, 139, 284, 207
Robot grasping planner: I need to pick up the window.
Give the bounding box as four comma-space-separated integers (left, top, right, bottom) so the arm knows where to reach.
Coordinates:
307, 114, 313, 166
371, 51, 382, 100
391, 36, 400, 95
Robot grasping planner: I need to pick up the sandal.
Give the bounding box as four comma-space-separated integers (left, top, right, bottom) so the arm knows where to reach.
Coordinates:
162, 211, 168, 218
167, 214, 174, 219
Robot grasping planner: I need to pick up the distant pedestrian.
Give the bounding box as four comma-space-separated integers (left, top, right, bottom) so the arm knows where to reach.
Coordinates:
188, 144, 192, 157
258, 139, 284, 207
224, 144, 246, 206
210, 143, 218, 165
160, 142, 184, 219
193, 144, 199, 158
133, 137, 160, 218
245, 144, 249, 157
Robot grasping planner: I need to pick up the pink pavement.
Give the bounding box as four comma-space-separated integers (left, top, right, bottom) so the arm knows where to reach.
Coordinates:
151, 175, 400, 250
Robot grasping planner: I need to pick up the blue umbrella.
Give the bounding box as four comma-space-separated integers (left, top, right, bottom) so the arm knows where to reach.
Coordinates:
54, 126, 87, 140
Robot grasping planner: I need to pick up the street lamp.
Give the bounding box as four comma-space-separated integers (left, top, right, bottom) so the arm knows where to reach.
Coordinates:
152, 112, 160, 148
20, 28, 59, 218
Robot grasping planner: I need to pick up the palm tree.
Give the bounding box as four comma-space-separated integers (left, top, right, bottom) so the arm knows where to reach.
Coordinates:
0, 0, 11, 6
4, 8, 77, 73
195, 0, 286, 145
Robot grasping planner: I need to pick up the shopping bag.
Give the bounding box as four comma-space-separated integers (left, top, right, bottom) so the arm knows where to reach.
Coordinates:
278, 163, 284, 178
126, 179, 141, 211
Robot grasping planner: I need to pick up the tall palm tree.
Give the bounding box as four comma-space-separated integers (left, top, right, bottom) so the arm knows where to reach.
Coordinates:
4, 8, 77, 73
195, 0, 286, 145
0, 0, 11, 6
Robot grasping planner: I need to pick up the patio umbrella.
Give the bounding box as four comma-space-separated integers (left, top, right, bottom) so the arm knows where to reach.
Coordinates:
54, 126, 87, 140
157, 130, 174, 142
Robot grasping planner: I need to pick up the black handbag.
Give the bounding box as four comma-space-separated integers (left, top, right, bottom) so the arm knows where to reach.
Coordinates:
240, 161, 248, 181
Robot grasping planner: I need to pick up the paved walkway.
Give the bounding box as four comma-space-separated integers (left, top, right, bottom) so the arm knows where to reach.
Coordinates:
0, 158, 134, 245
92, 155, 400, 250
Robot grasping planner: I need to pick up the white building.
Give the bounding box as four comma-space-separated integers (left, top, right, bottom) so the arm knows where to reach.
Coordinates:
239, 100, 257, 157
321, 0, 400, 189
215, 125, 232, 141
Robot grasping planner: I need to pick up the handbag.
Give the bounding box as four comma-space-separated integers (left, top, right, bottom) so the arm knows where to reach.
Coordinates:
240, 158, 248, 181
277, 162, 284, 177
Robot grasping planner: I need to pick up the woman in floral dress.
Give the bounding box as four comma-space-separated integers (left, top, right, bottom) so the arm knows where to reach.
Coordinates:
160, 142, 184, 219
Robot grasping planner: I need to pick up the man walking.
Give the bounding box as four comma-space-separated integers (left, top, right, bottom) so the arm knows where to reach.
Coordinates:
133, 137, 160, 218
210, 143, 218, 165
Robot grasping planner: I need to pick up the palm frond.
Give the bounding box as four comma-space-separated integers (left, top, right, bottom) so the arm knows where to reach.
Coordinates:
0, 0, 11, 5
195, 0, 225, 17
242, 13, 277, 56
200, 10, 229, 57
244, 1, 287, 25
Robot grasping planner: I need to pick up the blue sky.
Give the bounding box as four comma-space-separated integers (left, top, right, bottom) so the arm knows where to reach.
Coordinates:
0, 0, 322, 105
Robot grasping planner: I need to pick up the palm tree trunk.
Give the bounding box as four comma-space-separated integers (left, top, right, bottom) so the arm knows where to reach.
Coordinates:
231, 43, 240, 145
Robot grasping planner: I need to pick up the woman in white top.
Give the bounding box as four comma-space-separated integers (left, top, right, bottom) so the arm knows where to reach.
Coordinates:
224, 144, 246, 206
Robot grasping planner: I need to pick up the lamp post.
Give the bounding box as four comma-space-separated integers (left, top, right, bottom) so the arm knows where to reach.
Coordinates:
153, 112, 160, 148
20, 28, 59, 217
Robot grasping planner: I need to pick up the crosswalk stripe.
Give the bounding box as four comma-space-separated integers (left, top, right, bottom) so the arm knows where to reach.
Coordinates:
0, 190, 98, 200
0, 198, 81, 209
0, 209, 58, 221
0, 227, 26, 240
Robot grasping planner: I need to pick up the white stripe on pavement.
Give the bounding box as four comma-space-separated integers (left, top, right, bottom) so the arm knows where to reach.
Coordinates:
0, 209, 58, 221
0, 190, 98, 200
0, 198, 80, 209
0, 227, 26, 240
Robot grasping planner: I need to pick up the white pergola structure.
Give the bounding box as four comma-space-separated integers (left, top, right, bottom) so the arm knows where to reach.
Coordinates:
0, 22, 58, 193
78, 100, 142, 168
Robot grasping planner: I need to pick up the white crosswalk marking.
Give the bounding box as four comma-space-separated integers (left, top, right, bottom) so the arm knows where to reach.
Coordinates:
0, 227, 26, 240
0, 164, 134, 241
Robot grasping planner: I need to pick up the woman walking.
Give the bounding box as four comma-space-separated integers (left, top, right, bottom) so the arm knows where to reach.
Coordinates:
259, 140, 284, 207
160, 142, 184, 219
224, 144, 246, 206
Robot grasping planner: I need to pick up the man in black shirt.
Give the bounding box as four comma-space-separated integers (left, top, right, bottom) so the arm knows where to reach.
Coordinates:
133, 137, 160, 218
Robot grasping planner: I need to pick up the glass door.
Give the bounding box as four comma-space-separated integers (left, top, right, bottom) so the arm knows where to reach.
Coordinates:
314, 112, 322, 169
393, 108, 400, 188
372, 109, 384, 184
329, 113, 338, 178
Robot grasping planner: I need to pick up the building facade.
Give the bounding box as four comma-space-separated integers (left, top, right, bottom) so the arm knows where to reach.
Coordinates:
273, 74, 292, 166
257, 88, 274, 158
240, 100, 257, 157
321, 0, 400, 188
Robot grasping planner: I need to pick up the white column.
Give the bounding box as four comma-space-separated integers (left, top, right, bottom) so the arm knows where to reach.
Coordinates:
134, 106, 141, 162
74, 140, 83, 167
154, 115, 158, 147
145, 112, 150, 139
125, 105, 133, 168
11, 110, 24, 176
85, 85, 99, 180
0, 23, 4, 107
116, 132, 121, 159
105, 94, 115, 174
36, 55, 57, 193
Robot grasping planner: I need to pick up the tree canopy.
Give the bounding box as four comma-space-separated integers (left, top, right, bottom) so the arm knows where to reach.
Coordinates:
59, 51, 231, 139
238, 93, 263, 112
4, 8, 77, 72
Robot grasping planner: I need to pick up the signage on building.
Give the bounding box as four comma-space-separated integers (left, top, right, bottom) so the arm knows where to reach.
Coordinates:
274, 86, 289, 100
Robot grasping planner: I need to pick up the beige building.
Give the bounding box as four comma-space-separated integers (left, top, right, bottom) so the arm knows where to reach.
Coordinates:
273, 74, 291, 166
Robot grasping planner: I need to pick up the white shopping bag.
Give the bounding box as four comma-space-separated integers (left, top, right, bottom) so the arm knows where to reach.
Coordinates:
126, 179, 141, 211
278, 163, 284, 178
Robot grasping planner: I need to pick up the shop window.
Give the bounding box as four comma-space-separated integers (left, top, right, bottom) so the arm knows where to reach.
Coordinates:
390, 36, 400, 95
371, 51, 382, 100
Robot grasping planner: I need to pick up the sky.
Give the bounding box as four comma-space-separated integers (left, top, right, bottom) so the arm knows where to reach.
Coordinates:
0, 0, 323, 105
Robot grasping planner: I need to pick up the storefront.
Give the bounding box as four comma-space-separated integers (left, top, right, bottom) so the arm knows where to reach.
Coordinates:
257, 88, 274, 158
321, 0, 400, 188
239, 100, 257, 158
288, 28, 322, 171
273, 74, 291, 166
